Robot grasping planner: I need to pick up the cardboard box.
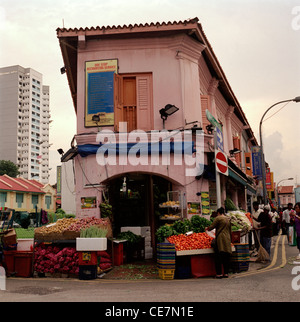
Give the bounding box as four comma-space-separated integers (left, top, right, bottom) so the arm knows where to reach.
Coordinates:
121, 226, 150, 237
2, 229, 17, 246
76, 237, 107, 251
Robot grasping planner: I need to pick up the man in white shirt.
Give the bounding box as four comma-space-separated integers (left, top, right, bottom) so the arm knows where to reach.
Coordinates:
282, 203, 295, 235
250, 201, 263, 251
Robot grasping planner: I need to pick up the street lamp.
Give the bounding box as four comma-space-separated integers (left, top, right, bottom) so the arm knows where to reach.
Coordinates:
276, 177, 294, 208
159, 104, 179, 129
259, 97, 300, 204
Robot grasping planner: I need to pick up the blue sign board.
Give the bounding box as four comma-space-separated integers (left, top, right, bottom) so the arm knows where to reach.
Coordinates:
251, 146, 262, 179
87, 71, 114, 115
216, 126, 224, 152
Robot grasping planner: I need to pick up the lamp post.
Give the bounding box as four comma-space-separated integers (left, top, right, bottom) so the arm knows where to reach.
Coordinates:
259, 97, 300, 205
276, 177, 294, 208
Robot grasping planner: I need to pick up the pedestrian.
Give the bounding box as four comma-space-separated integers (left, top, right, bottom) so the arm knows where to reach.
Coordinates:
250, 201, 263, 252
205, 207, 232, 278
291, 202, 300, 259
271, 207, 279, 236
253, 205, 273, 257
282, 203, 295, 235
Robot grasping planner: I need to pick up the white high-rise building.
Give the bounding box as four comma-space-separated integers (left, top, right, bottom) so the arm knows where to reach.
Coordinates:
0, 65, 51, 184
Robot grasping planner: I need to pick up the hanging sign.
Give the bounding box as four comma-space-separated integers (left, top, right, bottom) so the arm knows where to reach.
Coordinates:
206, 109, 224, 151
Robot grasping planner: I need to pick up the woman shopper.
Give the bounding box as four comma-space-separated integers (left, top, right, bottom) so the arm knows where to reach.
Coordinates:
206, 207, 232, 278
291, 202, 300, 259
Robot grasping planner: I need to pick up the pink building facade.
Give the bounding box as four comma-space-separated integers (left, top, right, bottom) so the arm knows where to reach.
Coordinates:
57, 18, 258, 250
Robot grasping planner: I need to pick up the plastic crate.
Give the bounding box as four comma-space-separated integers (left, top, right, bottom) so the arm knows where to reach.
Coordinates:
113, 243, 124, 266
191, 254, 216, 277
3, 250, 15, 275
175, 266, 191, 279
158, 268, 175, 280
14, 251, 33, 277
230, 261, 249, 273
79, 265, 97, 280
231, 231, 241, 243
157, 243, 176, 269
231, 243, 250, 262
78, 251, 98, 266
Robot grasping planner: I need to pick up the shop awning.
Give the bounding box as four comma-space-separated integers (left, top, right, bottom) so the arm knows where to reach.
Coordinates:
77, 141, 196, 157
228, 159, 256, 194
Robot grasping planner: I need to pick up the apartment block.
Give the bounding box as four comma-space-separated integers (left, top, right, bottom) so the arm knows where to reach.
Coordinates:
0, 65, 50, 183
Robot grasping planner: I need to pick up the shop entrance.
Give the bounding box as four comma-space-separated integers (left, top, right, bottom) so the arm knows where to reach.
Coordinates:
107, 173, 171, 249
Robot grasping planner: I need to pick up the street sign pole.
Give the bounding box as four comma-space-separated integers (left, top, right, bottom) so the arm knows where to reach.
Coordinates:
206, 109, 226, 208
214, 128, 221, 208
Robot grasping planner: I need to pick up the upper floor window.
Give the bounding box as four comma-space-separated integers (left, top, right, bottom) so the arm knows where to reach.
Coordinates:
114, 73, 153, 132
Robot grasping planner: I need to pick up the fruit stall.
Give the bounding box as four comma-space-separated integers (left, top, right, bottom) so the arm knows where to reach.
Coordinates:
155, 210, 252, 279
1, 204, 253, 280
1, 216, 115, 279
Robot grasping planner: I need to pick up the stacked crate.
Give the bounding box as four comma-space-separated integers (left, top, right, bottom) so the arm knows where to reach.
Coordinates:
121, 226, 152, 259
157, 242, 176, 279
78, 251, 98, 280
230, 243, 250, 273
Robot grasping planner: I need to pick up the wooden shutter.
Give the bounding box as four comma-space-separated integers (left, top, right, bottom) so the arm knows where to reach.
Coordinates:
201, 95, 211, 134
114, 74, 123, 132
123, 77, 137, 133
136, 74, 153, 132
233, 136, 241, 167
244, 152, 253, 176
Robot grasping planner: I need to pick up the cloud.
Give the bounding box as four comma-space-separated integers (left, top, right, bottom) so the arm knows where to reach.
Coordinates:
263, 131, 297, 183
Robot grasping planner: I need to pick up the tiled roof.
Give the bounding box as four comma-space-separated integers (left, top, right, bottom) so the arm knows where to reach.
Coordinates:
56, 17, 200, 34
278, 185, 294, 194
0, 175, 45, 193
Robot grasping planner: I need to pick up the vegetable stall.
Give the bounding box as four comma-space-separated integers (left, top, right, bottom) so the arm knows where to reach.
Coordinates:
155, 211, 252, 279
2, 204, 253, 280
33, 217, 113, 279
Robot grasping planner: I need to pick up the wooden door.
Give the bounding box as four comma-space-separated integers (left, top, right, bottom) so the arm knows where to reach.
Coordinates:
123, 77, 137, 133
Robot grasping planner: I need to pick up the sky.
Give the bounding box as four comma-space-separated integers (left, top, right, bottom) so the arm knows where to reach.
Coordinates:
0, 0, 300, 187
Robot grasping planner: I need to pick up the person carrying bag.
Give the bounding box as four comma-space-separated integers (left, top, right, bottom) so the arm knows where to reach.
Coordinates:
206, 207, 232, 278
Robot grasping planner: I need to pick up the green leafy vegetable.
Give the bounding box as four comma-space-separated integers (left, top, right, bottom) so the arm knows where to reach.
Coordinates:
117, 231, 142, 245
155, 225, 176, 243
190, 215, 212, 233
80, 226, 108, 238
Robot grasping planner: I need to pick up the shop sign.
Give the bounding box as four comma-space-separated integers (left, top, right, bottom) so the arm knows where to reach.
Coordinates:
251, 146, 262, 179
56, 166, 61, 196
85, 59, 118, 127
266, 171, 274, 191
265, 168, 273, 191
201, 192, 210, 216
81, 197, 97, 209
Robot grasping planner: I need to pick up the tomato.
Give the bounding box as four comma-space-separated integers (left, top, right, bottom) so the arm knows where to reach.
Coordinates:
167, 232, 213, 251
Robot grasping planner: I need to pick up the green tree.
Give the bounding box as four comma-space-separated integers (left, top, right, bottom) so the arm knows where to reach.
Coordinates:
0, 160, 20, 177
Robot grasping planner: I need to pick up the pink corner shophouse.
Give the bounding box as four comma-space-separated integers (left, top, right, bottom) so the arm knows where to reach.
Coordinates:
57, 18, 258, 252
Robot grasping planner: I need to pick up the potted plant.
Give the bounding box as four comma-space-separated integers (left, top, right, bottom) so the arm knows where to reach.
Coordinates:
76, 226, 108, 251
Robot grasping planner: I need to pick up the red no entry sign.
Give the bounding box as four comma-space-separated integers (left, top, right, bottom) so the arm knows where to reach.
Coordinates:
215, 150, 228, 176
